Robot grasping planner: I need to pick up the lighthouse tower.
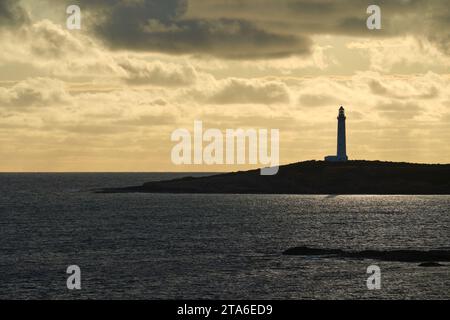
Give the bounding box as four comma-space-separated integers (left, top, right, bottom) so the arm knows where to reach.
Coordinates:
325, 106, 348, 162
336, 106, 348, 161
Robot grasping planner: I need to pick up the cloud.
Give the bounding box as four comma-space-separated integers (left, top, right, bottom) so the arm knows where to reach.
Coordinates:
299, 94, 337, 107
118, 58, 197, 86
4, 0, 449, 61
113, 113, 176, 127
0, 78, 70, 108
0, 0, 29, 28
347, 37, 450, 74
187, 0, 433, 29
376, 102, 423, 120
50, 0, 312, 59
369, 79, 439, 100
186, 0, 450, 54
28, 20, 86, 59
0, 18, 204, 84
1, 72, 449, 171
425, 10, 450, 54
99, 17, 312, 59
208, 78, 290, 104
0, 18, 121, 80
225, 0, 449, 58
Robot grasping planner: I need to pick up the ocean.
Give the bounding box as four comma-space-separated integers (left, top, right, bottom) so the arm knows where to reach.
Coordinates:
0, 173, 449, 299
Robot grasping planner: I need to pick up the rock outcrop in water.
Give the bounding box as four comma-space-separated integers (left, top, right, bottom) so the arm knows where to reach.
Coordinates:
282, 246, 450, 263
418, 262, 445, 267
97, 160, 450, 194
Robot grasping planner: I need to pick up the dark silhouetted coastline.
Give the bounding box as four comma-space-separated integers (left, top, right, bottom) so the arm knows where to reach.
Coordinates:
97, 160, 450, 195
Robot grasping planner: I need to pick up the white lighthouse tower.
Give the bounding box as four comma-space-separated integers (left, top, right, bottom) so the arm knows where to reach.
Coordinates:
325, 106, 348, 162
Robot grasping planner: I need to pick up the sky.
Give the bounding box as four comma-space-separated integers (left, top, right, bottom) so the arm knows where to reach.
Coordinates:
0, 0, 449, 172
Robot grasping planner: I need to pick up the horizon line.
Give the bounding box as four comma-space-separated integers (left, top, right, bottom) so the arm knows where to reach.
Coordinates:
1, 159, 450, 174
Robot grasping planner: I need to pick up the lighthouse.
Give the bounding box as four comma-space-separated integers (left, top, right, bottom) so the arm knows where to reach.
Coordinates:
325, 106, 348, 162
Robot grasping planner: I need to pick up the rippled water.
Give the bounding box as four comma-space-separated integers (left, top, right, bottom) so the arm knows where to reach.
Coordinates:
0, 173, 449, 299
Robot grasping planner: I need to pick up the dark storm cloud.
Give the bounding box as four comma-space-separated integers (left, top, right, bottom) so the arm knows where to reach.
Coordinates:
59, 0, 311, 59
187, 0, 450, 52
52, 0, 449, 58
0, 0, 29, 27
426, 11, 450, 54
98, 17, 312, 59
186, 0, 428, 36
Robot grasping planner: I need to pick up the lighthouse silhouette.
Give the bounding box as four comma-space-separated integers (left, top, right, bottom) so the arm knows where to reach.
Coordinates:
325, 106, 348, 162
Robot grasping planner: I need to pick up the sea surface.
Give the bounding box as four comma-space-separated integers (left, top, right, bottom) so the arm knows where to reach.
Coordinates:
0, 173, 449, 299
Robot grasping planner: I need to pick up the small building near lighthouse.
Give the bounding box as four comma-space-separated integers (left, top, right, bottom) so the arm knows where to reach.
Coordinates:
325, 106, 348, 162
